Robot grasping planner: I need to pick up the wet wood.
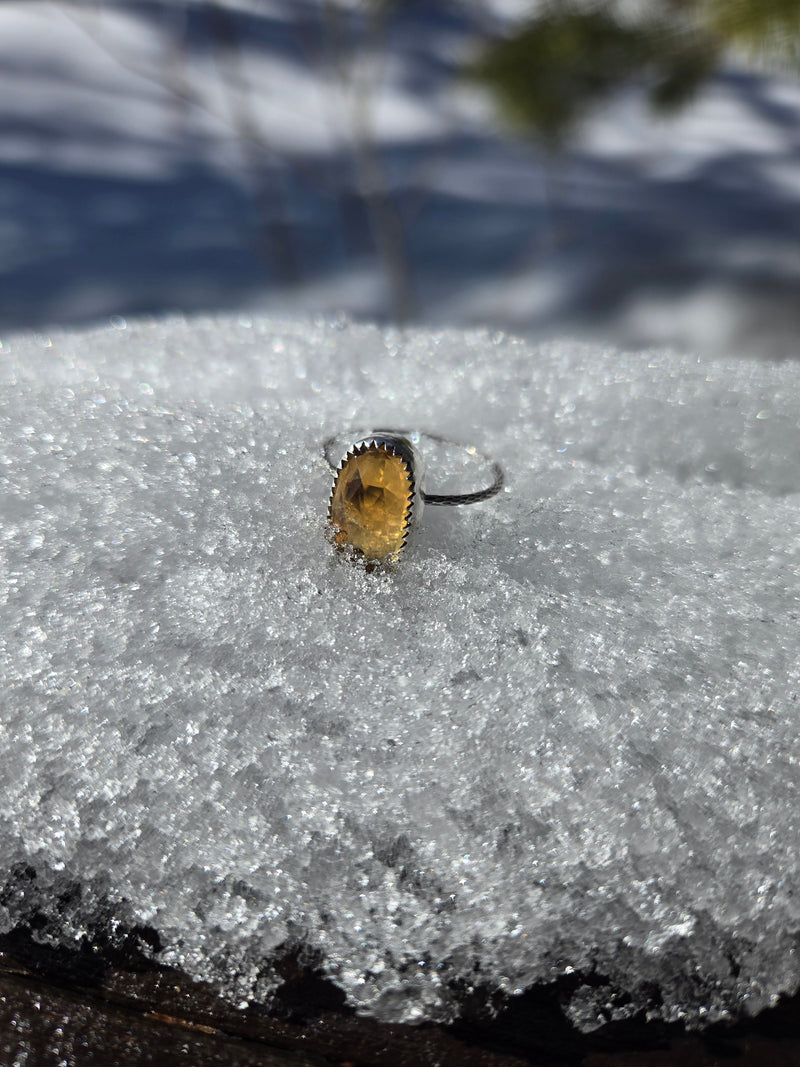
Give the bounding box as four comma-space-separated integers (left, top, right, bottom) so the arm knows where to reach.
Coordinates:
1, 933, 800, 1066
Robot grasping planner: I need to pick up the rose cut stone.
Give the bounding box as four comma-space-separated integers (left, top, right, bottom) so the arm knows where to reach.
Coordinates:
329, 444, 412, 561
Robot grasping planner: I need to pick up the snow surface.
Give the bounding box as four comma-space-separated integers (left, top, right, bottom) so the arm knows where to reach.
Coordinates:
1, 314, 799, 1030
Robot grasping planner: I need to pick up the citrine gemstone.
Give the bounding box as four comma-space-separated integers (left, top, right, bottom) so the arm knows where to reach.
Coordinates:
329, 444, 412, 560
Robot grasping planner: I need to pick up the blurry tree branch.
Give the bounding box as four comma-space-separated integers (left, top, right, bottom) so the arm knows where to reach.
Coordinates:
322, 0, 417, 324
705, 0, 800, 68
469, 4, 719, 148
469, 0, 800, 147
202, 0, 299, 284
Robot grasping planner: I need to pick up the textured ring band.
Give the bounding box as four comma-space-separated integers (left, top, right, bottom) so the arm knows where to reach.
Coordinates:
323, 430, 504, 564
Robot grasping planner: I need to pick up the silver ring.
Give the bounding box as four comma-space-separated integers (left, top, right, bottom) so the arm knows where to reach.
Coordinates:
323, 430, 504, 565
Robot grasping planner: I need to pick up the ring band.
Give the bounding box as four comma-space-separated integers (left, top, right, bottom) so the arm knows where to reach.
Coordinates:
323, 430, 504, 564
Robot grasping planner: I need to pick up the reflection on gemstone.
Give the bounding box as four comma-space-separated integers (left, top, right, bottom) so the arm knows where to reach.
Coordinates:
329, 443, 412, 561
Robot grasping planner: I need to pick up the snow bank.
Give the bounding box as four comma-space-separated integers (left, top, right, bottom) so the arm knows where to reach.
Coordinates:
1, 315, 799, 1030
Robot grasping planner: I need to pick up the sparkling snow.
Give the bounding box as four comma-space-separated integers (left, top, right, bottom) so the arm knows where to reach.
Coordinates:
1, 315, 799, 1029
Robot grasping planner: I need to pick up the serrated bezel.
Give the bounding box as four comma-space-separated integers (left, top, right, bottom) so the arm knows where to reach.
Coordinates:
327, 433, 424, 561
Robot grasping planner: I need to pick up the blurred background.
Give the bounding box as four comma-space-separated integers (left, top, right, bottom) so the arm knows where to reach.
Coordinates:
2, 0, 800, 358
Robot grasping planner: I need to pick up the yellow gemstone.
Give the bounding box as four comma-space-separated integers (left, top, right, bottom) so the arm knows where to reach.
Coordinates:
329, 444, 412, 561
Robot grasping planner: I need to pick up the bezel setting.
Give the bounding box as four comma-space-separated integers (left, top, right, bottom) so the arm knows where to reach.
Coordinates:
327, 433, 424, 564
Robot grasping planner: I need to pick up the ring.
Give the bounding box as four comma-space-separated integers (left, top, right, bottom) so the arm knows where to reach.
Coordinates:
323, 430, 504, 565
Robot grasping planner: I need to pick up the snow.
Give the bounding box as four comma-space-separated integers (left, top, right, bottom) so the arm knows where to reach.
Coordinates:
1, 314, 799, 1029
1, 2, 800, 356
